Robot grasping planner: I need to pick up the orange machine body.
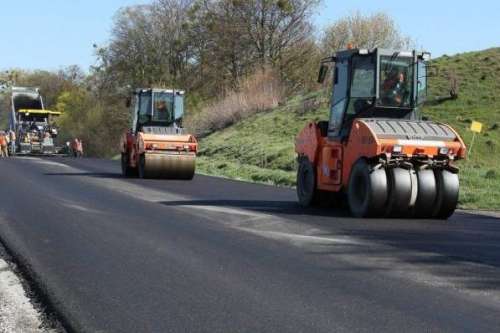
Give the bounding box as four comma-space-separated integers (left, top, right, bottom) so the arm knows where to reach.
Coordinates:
296, 119, 466, 193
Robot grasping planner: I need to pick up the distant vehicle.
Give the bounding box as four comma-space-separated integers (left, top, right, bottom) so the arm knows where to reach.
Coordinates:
120, 88, 198, 179
10, 87, 61, 155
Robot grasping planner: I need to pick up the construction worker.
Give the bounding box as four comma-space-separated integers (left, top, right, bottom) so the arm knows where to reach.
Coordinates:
71, 138, 78, 157
0, 131, 8, 157
8, 130, 16, 155
76, 139, 83, 157
155, 100, 171, 122
382, 71, 409, 107
5, 132, 10, 151
72, 138, 83, 157
30, 121, 38, 131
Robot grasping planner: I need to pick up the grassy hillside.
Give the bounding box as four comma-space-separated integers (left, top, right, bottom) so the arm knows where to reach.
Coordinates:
198, 48, 500, 209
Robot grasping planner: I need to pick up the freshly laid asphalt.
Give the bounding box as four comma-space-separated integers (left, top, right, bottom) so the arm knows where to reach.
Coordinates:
0, 156, 499, 332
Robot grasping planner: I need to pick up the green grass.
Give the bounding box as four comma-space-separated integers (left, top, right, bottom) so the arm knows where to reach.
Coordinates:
198, 48, 500, 210
197, 156, 295, 186
459, 164, 499, 210
197, 91, 328, 185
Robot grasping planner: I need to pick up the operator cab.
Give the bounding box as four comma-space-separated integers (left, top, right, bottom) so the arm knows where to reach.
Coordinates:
17, 109, 61, 138
131, 89, 185, 134
319, 48, 429, 139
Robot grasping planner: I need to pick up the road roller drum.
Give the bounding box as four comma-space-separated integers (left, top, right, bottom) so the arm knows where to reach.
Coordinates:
139, 152, 196, 179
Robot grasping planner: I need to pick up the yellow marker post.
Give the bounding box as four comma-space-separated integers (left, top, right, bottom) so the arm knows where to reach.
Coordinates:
470, 121, 483, 133
468, 121, 483, 158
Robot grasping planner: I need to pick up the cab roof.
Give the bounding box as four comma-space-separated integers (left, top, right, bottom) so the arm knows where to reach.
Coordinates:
324, 48, 429, 63
18, 109, 62, 116
135, 88, 185, 95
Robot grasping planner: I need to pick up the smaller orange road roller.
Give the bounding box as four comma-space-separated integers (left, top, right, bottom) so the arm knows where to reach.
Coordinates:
295, 48, 466, 218
120, 88, 197, 179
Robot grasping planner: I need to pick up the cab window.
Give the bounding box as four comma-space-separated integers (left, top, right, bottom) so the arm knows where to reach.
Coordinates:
350, 56, 375, 98
153, 92, 174, 123
416, 60, 427, 105
137, 93, 152, 128
347, 55, 375, 117
379, 55, 414, 108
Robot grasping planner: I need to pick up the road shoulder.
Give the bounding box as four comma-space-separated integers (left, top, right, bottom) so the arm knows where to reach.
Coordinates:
0, 258, 53, 333
0, 239, 61, 333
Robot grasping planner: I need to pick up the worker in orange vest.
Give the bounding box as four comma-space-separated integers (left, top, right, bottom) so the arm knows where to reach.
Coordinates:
0, 131, 8, 157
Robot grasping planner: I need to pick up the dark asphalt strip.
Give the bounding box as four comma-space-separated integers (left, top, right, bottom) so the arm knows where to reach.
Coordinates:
0, 157, 499, 332
59, 157, 500, 271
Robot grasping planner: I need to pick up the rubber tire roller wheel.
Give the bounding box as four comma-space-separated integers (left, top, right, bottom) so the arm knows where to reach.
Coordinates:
347, 159, 388, 218
385, 167, 413, 217
432, 170, 459, 219
413, 169, 437, 218
296, 158, 322, 207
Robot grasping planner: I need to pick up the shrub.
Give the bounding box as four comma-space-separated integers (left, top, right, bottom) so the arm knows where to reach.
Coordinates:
485, 169, 497, 179
185, 68, 284, 137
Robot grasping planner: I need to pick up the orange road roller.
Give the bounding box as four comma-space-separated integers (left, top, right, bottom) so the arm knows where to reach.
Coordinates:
295, 48, 466, 218
120, 88, 197, 179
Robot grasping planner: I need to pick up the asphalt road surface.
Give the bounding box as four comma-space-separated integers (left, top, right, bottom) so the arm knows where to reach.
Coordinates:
0, 156, 499, 332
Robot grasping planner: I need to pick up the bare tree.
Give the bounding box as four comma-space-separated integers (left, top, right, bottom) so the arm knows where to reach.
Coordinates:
96, 1, 195, 89
231, 0, 320, 67
96, 0, 321, 94
101, 5, 158, 87
152, 0, 195, 86
322, 12, 412, 54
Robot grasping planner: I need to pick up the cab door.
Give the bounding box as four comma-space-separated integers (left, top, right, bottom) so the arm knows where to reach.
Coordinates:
319, 143, 343, 186
328, 59, 349, 137
321, 58, 349, 186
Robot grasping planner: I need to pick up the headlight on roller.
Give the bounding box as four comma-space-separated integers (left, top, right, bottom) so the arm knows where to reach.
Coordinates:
439, 147, 449, 155
392, 145, 403, 153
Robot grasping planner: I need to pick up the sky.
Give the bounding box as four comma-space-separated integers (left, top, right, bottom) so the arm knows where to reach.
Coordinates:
0, 0, 499, 72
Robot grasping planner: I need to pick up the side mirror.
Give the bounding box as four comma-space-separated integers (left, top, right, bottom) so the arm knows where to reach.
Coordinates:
125, 97, 131, 108
318, 65, 329, 84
